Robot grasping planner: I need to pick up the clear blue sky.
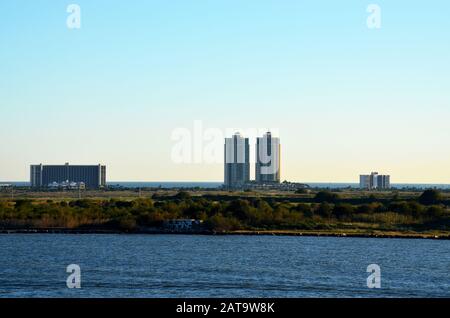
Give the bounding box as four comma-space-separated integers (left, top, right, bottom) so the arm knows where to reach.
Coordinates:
1, 0, 449, 183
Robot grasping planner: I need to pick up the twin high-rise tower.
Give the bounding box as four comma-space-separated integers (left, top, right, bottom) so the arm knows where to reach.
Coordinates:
224, 133, 250, 189
256, 132, 281, 184
224, 132, 280, 188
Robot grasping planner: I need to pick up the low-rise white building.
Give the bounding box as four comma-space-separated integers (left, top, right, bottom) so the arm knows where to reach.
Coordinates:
48, 180, 86, 190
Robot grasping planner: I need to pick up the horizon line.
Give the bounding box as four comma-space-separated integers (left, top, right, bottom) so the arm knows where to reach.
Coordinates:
2, 180, 450, 186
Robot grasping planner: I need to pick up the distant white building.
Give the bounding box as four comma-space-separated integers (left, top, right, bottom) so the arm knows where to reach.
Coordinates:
256, 132, 281, 184
224, 133, 250, 189
360, 172, 390, 190
48, 180, 85, 190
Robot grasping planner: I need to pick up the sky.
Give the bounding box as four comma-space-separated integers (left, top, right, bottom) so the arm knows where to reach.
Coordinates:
0, 0, 449, 183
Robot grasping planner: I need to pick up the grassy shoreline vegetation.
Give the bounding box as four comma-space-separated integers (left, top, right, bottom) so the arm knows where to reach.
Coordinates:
0, 189, 449, 239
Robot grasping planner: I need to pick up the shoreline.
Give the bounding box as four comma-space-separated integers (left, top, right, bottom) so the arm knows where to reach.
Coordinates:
0, 228, 448, 240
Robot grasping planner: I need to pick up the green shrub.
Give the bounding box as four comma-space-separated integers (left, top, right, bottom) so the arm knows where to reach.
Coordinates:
314, 191, 340, 203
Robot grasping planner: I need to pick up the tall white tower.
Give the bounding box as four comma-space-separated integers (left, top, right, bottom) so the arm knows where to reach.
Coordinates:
256, 132, 280, 183
224, 133, 250, 188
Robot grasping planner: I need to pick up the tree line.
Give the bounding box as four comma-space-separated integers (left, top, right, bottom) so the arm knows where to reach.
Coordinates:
0, 190, 448, 232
